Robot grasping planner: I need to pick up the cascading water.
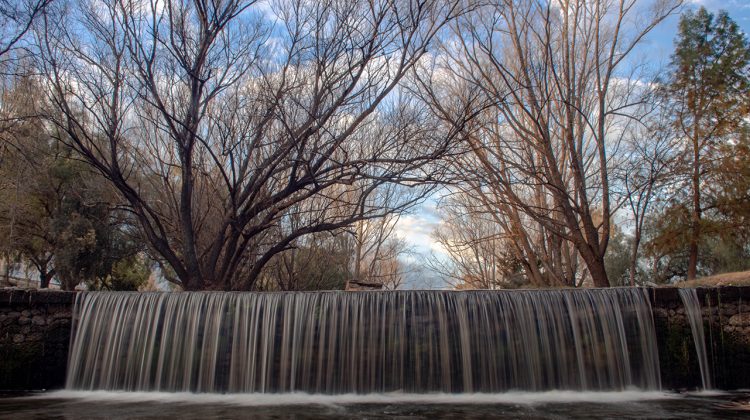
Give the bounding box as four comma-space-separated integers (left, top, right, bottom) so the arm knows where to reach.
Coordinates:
678, 288, 713, 389
65, 289, 661, 393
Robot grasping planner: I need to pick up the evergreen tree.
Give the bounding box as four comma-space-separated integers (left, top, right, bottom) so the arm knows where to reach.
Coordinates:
0, 74, 149, 290
666, 7, 750, 280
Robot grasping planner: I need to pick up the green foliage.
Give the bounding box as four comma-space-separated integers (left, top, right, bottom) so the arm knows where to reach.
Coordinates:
643, 206, 750, 284
0, 74, 147, 290
604, 225, 632, 287
87, 255, 151, 291
643, 207, 693, 283
260, 236, 351, 291
646, 6, 750, 281
714, 129, 750, 240
52, 194, 143, 290
295, 246, 350, 291
669, 7, 750, 138
704, 236, 750, 274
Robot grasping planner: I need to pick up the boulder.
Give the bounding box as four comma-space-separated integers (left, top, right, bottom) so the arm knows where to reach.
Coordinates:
729, 312, 750, 327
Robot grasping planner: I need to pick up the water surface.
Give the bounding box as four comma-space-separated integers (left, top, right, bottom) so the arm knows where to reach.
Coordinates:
2, 390, 749, 419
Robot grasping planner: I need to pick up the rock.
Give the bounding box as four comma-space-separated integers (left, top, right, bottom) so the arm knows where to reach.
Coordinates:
52, 311, 71, 319
12, 334, 24, 343
21, 310, 30, 317
49, 318, 70, 327
721, 307, 737, 316
729, 312, 750, 327
18, 316, 31, 325
7, 311, 20, 319
31, 315, 46, 326
653, 308, 669, 317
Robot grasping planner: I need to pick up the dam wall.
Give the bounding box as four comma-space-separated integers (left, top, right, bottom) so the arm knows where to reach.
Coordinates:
1, 287, 748, 391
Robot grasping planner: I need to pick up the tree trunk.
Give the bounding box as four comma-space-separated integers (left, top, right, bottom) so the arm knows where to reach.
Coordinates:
354, 224, 363, 281
629, 232, 641, 287
687, 135, 701, 280
179, 154, 204, 290
2, 254, 10, 286
39, 272, 51, 288
581, 247, 609, 287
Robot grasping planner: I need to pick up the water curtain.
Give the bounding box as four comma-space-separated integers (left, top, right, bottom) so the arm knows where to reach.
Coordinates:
678, 288, 713, 389
66, 289, 661, 393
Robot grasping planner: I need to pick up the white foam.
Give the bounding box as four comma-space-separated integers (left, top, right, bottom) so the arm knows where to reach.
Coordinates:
684, 390, 729, 397
34, 390, 677, 406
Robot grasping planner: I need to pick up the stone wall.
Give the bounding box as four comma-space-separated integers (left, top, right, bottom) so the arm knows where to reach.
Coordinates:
650, 286, 750, 390
0, 289, 76, 390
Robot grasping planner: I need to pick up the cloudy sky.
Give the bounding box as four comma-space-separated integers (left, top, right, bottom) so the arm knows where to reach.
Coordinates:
393, 0, 750, 287
645, 1, 750, 62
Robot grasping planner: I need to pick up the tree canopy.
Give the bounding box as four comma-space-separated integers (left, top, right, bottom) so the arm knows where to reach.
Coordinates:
1, 1, 750, 290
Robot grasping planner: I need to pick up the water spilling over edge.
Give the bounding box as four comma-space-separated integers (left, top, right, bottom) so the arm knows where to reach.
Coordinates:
66, 289, 662, 393
678, 288, 713, 389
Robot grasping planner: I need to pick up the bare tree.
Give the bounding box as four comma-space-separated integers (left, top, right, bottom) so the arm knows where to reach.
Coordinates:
349, 182, 413, 289
429, 193, 527, 289
38, 0, 463, 290
263, 181, 414, 291
0, 0, 52, 62
618, 105, 676, 285
419, 0, 680, 287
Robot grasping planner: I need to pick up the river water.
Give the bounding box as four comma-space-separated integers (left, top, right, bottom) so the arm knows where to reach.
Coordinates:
1, 390, 749, 419
4, 289, 738, 418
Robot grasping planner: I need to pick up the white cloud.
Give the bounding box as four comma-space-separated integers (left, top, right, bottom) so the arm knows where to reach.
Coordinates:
686, 0, 750, 9
393, 198, 450, 258
394, 214, 437, 253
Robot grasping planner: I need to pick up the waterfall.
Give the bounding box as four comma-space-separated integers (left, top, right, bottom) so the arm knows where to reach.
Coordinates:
66, 289, 661, 393
678, 288, 713, 389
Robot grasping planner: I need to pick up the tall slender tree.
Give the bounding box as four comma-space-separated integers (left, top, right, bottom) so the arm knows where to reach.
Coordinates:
666, 7, 750, 280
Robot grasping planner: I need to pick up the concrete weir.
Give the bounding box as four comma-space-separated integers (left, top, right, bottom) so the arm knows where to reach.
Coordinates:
1, 287, 749, 392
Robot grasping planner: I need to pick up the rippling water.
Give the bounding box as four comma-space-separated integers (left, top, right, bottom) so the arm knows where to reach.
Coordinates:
1, 391, 749, 419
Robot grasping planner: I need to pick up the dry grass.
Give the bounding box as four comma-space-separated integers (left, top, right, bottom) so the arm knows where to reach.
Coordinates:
675, 270, 750, 288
